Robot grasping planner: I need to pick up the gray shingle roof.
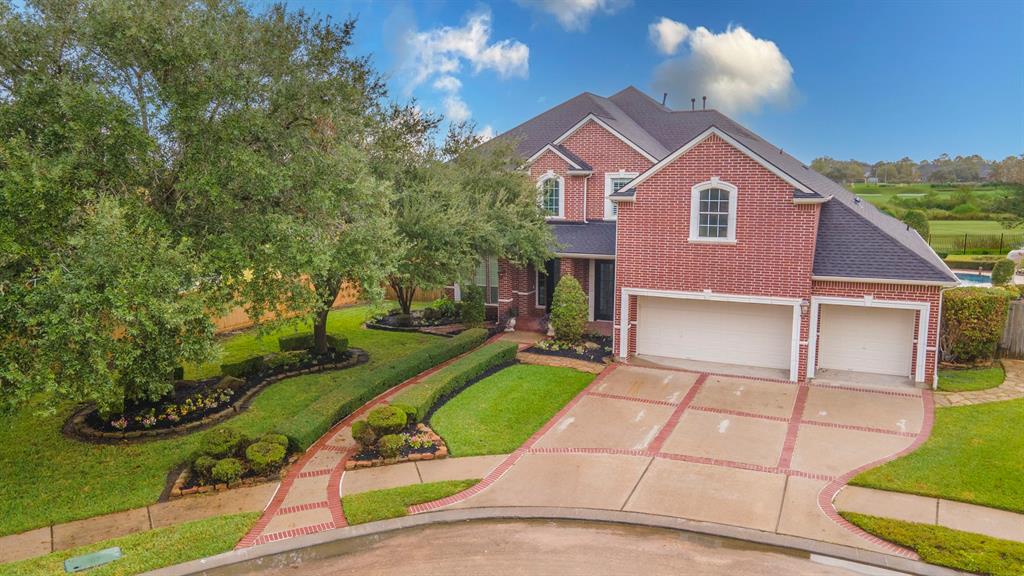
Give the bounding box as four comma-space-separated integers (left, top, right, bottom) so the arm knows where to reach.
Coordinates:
491, 87, 956, 284
553, 144, 592, 171
550, 221, 616, 256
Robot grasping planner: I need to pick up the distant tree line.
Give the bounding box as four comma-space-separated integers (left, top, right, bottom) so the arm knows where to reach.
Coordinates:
811, 154, 1024, 186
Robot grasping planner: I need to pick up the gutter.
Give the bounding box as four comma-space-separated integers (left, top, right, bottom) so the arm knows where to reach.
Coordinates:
811, 275, 959, 288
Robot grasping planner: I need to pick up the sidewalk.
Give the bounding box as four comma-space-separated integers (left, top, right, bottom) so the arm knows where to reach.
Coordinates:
834, 485, 1024, 543
934, 359, 1024, 407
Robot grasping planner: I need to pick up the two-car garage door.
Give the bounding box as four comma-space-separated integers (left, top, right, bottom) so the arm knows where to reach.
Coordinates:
636, 297, 793, 371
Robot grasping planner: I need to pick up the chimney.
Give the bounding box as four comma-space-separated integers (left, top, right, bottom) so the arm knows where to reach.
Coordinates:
690, 98, 695, 111
702, 96, 707, 110
661, 92, 668, 105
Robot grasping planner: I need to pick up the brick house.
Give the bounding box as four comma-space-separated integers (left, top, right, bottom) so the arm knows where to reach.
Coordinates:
459, 87, 957, 388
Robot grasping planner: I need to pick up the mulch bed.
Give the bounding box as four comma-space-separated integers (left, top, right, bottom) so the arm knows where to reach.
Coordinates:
526, 335, 612, 364
346, 423, 449, 469
169, 453, 301, 498
64, 348, 368, 444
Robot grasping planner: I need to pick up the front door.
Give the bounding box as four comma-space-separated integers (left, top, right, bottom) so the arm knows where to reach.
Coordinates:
593, 260, 615, 321
543, 259, 559, 313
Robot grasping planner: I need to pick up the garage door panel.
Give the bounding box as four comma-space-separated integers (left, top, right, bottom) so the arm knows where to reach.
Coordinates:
637, 297, 793, 369
817, 305, 915, 377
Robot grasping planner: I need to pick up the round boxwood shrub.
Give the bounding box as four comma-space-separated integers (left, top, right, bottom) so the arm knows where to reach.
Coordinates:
245, 441, 286, 476
378, 434, 405, 459
260, 433, 290, 449
351, 420, 376, 450
367, 405, 407, 436
211, 458, 244, 484
192, 455, 217, 482
389, 403, 418, 424
992, 259, 1015, 286
199, 427, 247, 459
940, 287, 1010, 364
550, 275, 588, 343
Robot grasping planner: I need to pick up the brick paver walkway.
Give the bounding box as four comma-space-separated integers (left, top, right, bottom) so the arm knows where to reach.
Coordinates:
236, 333, 530, 548
934, 359, 1024, 407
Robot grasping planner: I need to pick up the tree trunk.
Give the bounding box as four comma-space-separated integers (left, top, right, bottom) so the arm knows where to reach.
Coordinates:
313, 275, 342, 355
313, 307, 330, 355
389, 278, 417, 315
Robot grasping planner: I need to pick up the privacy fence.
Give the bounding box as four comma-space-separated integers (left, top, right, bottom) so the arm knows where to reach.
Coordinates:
1000, 300, 1024, 359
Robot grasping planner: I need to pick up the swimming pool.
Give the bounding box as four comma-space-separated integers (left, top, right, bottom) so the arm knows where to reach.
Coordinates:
955, 272, 993, 286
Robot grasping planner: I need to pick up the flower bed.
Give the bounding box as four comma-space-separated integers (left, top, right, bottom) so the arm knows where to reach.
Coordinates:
345, 422, 448, 469
345, 404, 449, 469
526, 335, 611, 364
169, 428, 296, 497
65, 347, 368, 443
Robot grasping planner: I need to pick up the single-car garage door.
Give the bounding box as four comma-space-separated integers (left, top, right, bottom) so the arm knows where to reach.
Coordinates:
636, 297, 794, 370
817, 305, 915, 377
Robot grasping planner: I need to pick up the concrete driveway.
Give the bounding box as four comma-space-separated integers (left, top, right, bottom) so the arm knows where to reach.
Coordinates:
424, 365, 930, 556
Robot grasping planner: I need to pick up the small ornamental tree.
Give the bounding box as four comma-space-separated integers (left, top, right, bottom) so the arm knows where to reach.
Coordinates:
460, 285, 486, 327
901, 210, 930, 239
549, 276, 588, 343
940, 287, 1010, 364
991, 259, 1015, 286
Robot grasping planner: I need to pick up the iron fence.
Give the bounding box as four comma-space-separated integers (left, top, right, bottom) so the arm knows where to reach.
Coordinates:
927, 232, 1024, 255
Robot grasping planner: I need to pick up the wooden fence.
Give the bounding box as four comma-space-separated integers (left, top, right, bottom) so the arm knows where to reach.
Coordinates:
383, 286, 446, 303
1000, 300, 1024, 359
212, 283, 361, 333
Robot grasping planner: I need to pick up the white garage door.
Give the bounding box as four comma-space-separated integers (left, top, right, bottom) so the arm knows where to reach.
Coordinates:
636, 297, 793, 369
817, 305, 915, 377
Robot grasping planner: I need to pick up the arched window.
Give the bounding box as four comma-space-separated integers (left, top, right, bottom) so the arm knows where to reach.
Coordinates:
689, 179, 738, 242
538, 172, 564, 218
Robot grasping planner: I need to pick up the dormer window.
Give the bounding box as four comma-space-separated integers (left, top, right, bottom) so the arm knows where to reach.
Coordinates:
689, 179, 738, 243
538, 172, 564, 218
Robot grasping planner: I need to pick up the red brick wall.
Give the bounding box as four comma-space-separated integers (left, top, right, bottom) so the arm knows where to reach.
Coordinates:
811, 281, 941, 385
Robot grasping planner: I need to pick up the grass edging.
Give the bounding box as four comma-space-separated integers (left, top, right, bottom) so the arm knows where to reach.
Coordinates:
840, 512, 1024, 576
341, 479, 479, 525
0, 512, 259, 576
390, 341, 518, 422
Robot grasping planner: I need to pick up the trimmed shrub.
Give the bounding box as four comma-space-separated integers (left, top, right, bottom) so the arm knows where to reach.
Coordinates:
211, 458, 243, 484
281, 327, 489, 448
391, 341, 517, 421
199, 427, 247, 459
326, 334, 348, 354
943, 255, 1003, 271
550, 276, 588, 343
432, 297, 457, 318
220, 356, 265, 378
245, 441, 287, 476
992, 259, 1015, 286
390, 403, 418, 424
192, 455, 217, 482
378, 434, 405, 459
278, 332, 315, 352
940, 287, 1010, 364
351, 420, 376, 450
263, 350, 309, 370
367, 405, 407, 436
460, 285, 485, 327
900, 210, 929, 238
393, 314, 413, 327
260, 433, 290, 449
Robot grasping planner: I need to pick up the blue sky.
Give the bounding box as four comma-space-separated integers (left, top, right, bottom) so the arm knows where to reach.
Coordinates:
281, 0, 1023, 164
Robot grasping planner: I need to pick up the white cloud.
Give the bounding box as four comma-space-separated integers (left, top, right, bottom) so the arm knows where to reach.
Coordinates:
649, 17, 689, 55
478, 124, 496, 141
651, 24, 795, 115
444, 94, 472, 123
432, 75, 462, 93
519, 0, 632, 32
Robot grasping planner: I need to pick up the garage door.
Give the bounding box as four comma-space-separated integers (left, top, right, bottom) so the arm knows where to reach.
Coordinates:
817, 305, 915, 376
636, 297, 793, 369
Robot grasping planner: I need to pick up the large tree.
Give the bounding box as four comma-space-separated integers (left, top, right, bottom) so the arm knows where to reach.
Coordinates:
0, 0, 390, 412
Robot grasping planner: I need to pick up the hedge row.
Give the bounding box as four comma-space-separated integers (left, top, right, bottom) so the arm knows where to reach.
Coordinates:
391, 340, 518, 422
282, 328, 489, 448
940, 287, 1010, 364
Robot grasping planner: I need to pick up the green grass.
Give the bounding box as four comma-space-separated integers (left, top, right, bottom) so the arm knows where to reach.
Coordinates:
851, 399, 1024, 514
938, 364, 1005, 392
0, 305, 448, 537
928, 220, 1012, 235
341, 479, 478, 525
841, 513, 1024, 576
0, 512, 258, 576
430, 364, 594, 456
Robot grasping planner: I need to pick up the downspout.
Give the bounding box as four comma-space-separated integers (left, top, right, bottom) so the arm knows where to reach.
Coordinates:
582, 174, 591, 223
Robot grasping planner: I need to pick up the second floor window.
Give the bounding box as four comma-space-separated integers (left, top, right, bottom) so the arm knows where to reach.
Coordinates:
605, 172, 637, 219
539, 175, 563, 217
689, 179, 738, 242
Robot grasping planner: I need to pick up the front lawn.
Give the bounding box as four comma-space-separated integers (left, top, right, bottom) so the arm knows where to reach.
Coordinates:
341, 479, 478, 525
841, 513, 1024, 576
851, 399, 1024, 514
938, 364, 1005, 392
0, 305, 447, 537
430, 364, 594, 456
0, 512, 258, 576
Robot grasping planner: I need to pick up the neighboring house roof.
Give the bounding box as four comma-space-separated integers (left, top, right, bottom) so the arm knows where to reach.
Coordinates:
550, 221, 616, 256
492, 86, 956, 285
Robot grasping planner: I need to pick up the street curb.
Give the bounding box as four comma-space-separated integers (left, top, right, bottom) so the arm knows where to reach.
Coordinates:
140, 506, 968, 576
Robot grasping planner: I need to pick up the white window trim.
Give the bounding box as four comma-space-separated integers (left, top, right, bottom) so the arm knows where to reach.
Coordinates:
689, 177, 738, 243
537, 170, 565, 220
536, 267, 547, 309
604, 171, 638, 220
618, 287, 802, 382
807, 295, 931, 384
